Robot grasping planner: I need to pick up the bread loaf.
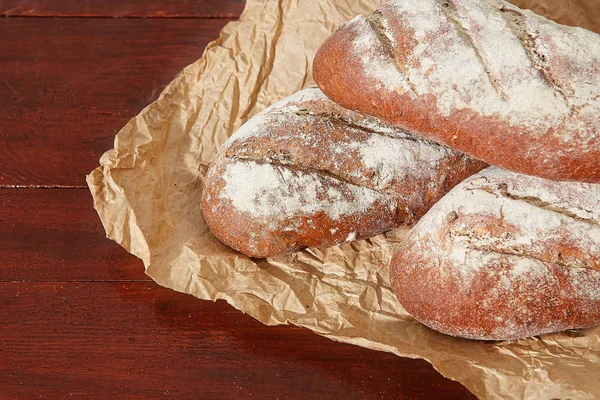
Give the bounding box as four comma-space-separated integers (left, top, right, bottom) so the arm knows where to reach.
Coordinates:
390, 167, 600, 340
313, 0, 600, 183
201, 87, 486, 258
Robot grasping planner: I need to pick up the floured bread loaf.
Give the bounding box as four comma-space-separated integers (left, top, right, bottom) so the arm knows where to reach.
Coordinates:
390, 167, 600, 340
313, 0, 600, 183
201, 87, 486, 258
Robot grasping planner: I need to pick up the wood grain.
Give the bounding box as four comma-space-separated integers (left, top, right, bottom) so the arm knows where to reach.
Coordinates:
0, 282, 476, 399
0, 0, 246, 18
0, 188, 147, 282
0, 18, 231, 187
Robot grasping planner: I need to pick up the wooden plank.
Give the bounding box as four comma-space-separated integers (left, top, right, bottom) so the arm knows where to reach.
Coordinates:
0, 18, 231, 186
0, 188, 148, 282
0, 187, 475, 396
0, 282, 476, 399
0, 0, 246, 18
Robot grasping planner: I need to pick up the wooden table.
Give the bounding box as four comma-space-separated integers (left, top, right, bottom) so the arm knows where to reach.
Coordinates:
0, 2, 477, 398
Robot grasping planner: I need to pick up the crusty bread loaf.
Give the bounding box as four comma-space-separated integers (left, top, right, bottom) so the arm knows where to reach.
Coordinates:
390, 167, 600, 340
201, 87, 486, 258
313, 0, 600, 183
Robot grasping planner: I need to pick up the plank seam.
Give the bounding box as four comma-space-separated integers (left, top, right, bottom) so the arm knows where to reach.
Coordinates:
0, 185, 88, 189
1, 14, 240, 19
1, 280, 152, 283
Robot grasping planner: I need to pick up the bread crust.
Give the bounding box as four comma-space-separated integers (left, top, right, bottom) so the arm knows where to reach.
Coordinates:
313, 0, 600, 183
201, 87, 486, 257
390, 167, 600, 340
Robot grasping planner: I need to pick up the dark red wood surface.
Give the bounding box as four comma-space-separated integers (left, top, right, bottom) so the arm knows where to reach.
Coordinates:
0, 0, 246, 18
0, 189, 147, 282
0, 17, 232, 187
0, 1, 477, 399
0, 282, 472, 399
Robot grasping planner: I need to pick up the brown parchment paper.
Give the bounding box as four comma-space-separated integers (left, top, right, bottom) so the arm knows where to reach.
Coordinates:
86, 1, 600, 399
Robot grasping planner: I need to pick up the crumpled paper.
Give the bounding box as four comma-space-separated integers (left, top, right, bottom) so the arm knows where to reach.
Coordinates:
86, 1, 600, 399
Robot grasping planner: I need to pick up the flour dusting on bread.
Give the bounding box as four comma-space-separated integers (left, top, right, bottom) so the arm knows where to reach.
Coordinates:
347, 16, 409, 92
391, 167, 600, 340
221, 159, 390, 222
203, 87, 485, 257
313, 0, 600, 182
377, 0, 571, 126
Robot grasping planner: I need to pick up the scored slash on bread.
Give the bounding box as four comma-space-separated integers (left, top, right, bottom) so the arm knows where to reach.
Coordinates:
201, 87, 486, 258
390, 167, 600, 340
313, 0, 600, 183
